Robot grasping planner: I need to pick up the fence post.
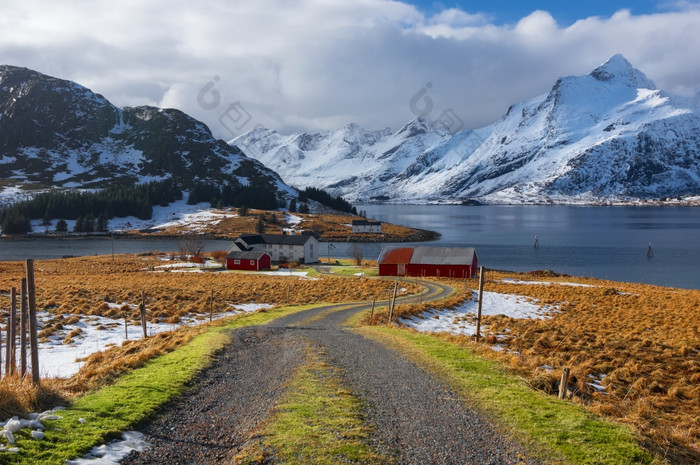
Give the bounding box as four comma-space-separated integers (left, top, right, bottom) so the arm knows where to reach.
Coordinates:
209, 289, 214, 322
141, 290, 147, 338
4, 303, 10, 376
26, 259, 40, 385
475, 266, 484, 342
559, 368, 570, 400
388, 282, 398, 324
20, 278, 27, 378
369, 298, 376, 324
9, 287, 17, 375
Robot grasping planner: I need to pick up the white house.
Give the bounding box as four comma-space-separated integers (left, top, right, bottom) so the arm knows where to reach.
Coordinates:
228, 234, 320, 264
352, 220, 382, 234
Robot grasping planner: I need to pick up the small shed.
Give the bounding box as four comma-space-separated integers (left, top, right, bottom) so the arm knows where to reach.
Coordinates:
226, 250, 271, 271
352, 220, 382, 233
378, 246, 478, 278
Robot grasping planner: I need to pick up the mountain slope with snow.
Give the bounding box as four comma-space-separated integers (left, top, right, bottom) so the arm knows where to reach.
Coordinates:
0, 65, 295, 202
233, 55, 700, 204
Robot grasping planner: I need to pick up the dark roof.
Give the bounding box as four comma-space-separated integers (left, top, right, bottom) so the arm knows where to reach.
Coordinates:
238, 233, 316, 246
226, 250, 269, 260
352, 220, 381, 226
409, 247, 476, 265
377, 247, 414, 264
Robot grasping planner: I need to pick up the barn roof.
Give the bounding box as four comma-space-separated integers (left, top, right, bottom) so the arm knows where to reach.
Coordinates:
377, 247, 414, 264
226, 250, 269, 260
238, 234, 315, 246
352, 220, 381, 225
409, 247, 476, 265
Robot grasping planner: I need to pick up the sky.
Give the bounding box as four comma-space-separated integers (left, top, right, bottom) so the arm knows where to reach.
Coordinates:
1, 0, 699, 139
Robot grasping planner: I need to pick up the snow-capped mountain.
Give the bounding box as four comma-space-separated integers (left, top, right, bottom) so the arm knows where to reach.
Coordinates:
232, 55, 700, 204
0, 65, 295, 202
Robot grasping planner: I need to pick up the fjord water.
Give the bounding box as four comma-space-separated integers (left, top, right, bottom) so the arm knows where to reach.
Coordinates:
353, 205, 700, 290
0, 205, 698, 289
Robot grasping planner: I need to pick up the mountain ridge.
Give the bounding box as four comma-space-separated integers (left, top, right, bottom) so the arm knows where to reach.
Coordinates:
0, 65, 296, 205
232, 55, 700, 204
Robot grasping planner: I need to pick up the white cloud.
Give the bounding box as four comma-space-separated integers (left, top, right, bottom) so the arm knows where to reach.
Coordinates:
1, 0, 699, 138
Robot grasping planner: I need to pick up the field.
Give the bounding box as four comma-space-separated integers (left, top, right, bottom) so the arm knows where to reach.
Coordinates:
372, 272, 700, 463
0, 254, 419, 415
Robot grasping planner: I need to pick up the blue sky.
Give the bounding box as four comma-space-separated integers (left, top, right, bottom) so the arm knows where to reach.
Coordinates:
406, 1, 678, 23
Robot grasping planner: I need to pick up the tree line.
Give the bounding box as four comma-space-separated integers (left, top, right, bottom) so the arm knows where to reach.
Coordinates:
0, 179, 182, 234
187, 180, 280, 210
298, 187, 357, 214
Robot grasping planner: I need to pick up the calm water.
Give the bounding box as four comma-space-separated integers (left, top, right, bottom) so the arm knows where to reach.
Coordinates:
0, 205, 698, 289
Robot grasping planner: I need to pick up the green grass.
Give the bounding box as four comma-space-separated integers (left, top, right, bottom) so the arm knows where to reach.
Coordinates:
3, 304, 323, 465
234, 349, 390, 465
359, 327, 656, 465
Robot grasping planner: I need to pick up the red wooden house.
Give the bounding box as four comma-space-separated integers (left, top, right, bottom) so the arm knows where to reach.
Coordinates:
378, 246, 478, 278
226, 250, 271, 271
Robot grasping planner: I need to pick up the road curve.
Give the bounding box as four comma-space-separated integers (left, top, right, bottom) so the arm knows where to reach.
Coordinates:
122, 279, 531, 464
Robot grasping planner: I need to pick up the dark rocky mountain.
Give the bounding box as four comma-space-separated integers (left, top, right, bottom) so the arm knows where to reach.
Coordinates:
0, 65, 295, 202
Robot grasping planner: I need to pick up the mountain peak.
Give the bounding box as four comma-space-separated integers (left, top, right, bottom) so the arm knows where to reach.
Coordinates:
590, 54, 656, 90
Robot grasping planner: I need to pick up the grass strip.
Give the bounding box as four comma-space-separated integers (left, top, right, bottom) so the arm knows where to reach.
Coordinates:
3, 304, 323, 465
233, 348, 390, 465
358, 327, 656, 465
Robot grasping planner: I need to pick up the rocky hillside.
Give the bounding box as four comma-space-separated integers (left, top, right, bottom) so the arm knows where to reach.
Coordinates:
0, 65, 295, 203
233, 55, 700, 204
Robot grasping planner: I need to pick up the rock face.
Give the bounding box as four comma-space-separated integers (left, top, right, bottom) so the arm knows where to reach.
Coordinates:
0, 65, 295, 200
232, 55, 700, 204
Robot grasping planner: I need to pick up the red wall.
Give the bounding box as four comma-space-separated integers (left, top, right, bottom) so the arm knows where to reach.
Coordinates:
226, 254, 271, 271
378, 264, 399, 276
379, 260, 478, 278
405, 264, 473, 278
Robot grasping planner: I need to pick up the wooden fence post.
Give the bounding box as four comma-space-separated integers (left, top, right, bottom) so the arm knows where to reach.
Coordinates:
388, 282, 398, 324
4, 304, 10, 376
26, 259, 40, 385
9, 287, 17, 375
209, 289, 214, 322
369, 298, 376, 324
124, 311, 129, 340
475, 266, 484, 342
20, 278, 27, 378
559, 368, 570, 400
0, 299, 3, 379
140, 290, 147, 338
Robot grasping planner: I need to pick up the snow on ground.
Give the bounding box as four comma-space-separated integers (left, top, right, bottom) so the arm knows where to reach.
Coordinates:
501, 278, 597, 288
66, 431, 149, 465
399, 290, 558, 337
1, 408, 65, 453
259, 269, 309, 277
35, 303, 272, 378
285, 214, 302, 225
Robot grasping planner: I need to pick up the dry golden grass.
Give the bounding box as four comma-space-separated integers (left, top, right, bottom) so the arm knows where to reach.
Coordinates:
0, 254, 419, 328
383, 272, 699, 462
0, 254, 420, 417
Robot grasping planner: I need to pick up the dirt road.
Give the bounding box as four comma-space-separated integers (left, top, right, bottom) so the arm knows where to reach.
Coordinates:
122, 281, 531, 464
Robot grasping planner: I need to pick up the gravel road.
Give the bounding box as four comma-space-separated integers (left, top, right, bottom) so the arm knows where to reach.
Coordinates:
122, 281, 532, 464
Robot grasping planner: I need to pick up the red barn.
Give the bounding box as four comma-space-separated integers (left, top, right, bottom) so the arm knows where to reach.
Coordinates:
378, 246, 478, 278
226, 251, 271, 271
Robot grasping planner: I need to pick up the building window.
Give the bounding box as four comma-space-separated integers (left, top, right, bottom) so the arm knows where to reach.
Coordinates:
234, 260, 240, 265
250, 260, 255, 265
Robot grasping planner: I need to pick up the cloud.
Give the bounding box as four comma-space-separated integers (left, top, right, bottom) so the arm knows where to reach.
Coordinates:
1, 0, 699, 138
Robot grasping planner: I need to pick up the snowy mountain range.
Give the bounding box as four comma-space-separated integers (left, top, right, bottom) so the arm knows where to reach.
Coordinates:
0, 65, 295, 204
232, 55, 700, 204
